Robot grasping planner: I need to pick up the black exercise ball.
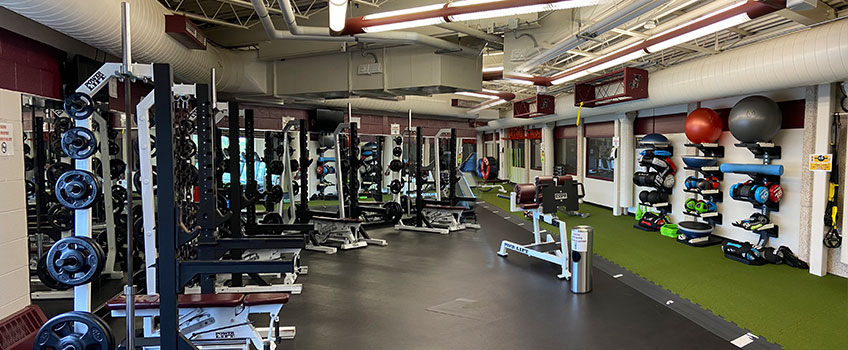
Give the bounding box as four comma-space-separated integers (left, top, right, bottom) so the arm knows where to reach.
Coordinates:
728, 95, 782, 143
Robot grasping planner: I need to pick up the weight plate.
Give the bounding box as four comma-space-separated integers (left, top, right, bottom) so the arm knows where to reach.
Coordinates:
262, 212, 283, 224
110, 159, 126, 180
55, 169, 101, 209
45, 236, 103, 287
25, 156, 34, 171
37, 254, 71, 291
63, 92, 96, 120
47, 162, 72, 184
61, 127, 98, 159
24, 142, 31, 155
35, 311, 114, 350
26, 180, 36, 197
53, 117, 73, 134
108, 140, 120, 156
48, 204, 74, 231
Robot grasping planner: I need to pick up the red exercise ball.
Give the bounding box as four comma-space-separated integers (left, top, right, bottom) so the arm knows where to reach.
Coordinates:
685, 108, 722, 144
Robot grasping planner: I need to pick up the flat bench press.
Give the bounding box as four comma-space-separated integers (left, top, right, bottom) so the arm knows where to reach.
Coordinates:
107, 293, 291, 350
497, 175, 583, 279
308, 216, 387, 254
422, 203, 474, 231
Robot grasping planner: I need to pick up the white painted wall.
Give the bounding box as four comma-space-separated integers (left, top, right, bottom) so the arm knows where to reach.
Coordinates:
0, 89, 30, 319
583, 177, 615, 207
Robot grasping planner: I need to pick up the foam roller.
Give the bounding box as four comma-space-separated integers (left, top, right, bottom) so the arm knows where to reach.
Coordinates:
720, 163, 784, 176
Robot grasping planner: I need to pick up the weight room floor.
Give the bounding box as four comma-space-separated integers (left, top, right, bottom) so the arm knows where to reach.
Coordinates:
272, 207, 734, 350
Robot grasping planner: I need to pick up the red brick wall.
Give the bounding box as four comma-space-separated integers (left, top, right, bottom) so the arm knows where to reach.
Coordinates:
0, 28, 62, 99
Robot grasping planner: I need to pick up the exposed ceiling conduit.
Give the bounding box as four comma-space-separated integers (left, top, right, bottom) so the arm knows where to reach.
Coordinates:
313, 95, 500, 119
250, 0, 479, 56
514, 0, 670, 72
0, 0, 268, 93
480, 15, 848, 130
505, 0, 786, 85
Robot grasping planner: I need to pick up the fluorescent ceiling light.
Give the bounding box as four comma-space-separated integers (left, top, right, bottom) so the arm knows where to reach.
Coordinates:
362, 18, 446, 32
551, 70, 590, 85
503, 78, 535, 85
468, 99, 508, 114
360, 0, 605, 33
329, 0, 348, 32
484, 51, 504, 57
363, 4, 445, 19
482, 88, 499, 93
646, 13, 750, 53
587, 50, 645, 73
482, 66, 504, 73
448, 0, 605, 22
457, 91, 498, 99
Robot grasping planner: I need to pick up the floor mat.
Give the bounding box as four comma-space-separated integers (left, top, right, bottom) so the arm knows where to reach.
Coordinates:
474, 189, 848, 350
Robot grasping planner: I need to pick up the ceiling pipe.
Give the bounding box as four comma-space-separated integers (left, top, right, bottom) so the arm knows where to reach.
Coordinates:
251, 0, 478, 55
504, 0, 786, 86
465, 90, 516, 114
514, 0, 669, 73
437, 22, 504, 45
341, 0, 607, 34
479, 3, 848, 130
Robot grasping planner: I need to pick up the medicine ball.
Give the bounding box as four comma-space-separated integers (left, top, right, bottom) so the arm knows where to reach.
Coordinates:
685, 108, 723, 144
728, 95, 782, 143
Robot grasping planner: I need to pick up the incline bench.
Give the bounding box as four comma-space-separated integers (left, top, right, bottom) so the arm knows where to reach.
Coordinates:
106, 293, 290, 350
308, 215, 386, 254
422, 203, 475, 231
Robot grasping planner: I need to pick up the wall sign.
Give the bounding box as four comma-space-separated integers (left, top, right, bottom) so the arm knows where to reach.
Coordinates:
391, 124, 400, 135
809, 154, 833, 171
0, 123, 14, 156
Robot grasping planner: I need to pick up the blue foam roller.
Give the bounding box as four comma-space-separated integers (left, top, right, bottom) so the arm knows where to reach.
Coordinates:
720, 163, 784, 176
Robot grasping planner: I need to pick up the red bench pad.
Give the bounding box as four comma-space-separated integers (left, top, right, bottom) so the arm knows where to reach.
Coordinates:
312, 216, 364, 223
424, 204, 466, 210
106, 294, 249, 310
519, 203, 539, 209
243, 293, 290, 306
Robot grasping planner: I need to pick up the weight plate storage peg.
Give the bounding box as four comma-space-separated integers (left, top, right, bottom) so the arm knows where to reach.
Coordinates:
45, 236, 105, 287
61, 127, 98, 159
35, 311, 115, 350
55, 170, 101, 209
63, 92, 96, 120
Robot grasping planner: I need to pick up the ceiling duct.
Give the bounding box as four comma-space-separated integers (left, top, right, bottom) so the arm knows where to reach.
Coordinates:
275, 46, 482, 99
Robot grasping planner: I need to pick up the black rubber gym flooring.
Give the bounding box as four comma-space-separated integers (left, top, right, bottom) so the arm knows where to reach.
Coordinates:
279, 207, 734, 349
33, 206, 735, 349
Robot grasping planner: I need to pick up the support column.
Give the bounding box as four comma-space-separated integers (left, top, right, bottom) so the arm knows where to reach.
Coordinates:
613, 119, 622, 216
619, 112, 636, 210
576, 122, 585, 184
498, 130, 506, 180
542, 122, 555, 176
808, 84, 836, 276
476, 132, 484, 165
524, 127, 530, 183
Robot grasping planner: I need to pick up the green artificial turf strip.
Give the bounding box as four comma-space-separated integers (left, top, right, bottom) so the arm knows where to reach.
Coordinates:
474, 190, 848, 350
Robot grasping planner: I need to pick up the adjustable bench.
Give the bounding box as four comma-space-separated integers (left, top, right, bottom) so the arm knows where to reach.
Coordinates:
106, 293, 292, 350
308, 216, 386, 254
422, 203, 471, 231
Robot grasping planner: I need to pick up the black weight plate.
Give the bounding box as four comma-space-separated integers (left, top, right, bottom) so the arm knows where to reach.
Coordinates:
26, 180, 36, 197
46, 162, 72, 184
392, 147, 403, 157
262, 212, 283, 224
108, 140, 120, 156
25, 156, 34, 171
48, 204, 73, 231
35, 311, 114, 350
36, 254, 71, 291
110, 159, 126, 180
393, 136, 403, 145
24, 142, 31, 155
63, 92, 96, 120
61, 127, 98, 159
53, 117, 73, 134
55, 169, 101, 209
45, 236, 103, 287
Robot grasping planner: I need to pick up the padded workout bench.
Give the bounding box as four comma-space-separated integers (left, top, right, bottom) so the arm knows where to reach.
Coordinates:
422, 203, 474, 231
107, 293, 291, 350
308, 216, 387, 254
497, 175, 582, 279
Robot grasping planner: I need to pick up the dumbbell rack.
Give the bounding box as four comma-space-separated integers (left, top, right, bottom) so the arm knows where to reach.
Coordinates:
633, 142, 673, 231
726, 142, 781, 264
679, 143, 725, 247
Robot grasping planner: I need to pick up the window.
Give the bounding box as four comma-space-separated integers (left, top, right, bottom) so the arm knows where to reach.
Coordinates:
586, 137, 614, 181
555, 138, 577, 175
511, 140, 525, 167
530, 139, 542, 170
